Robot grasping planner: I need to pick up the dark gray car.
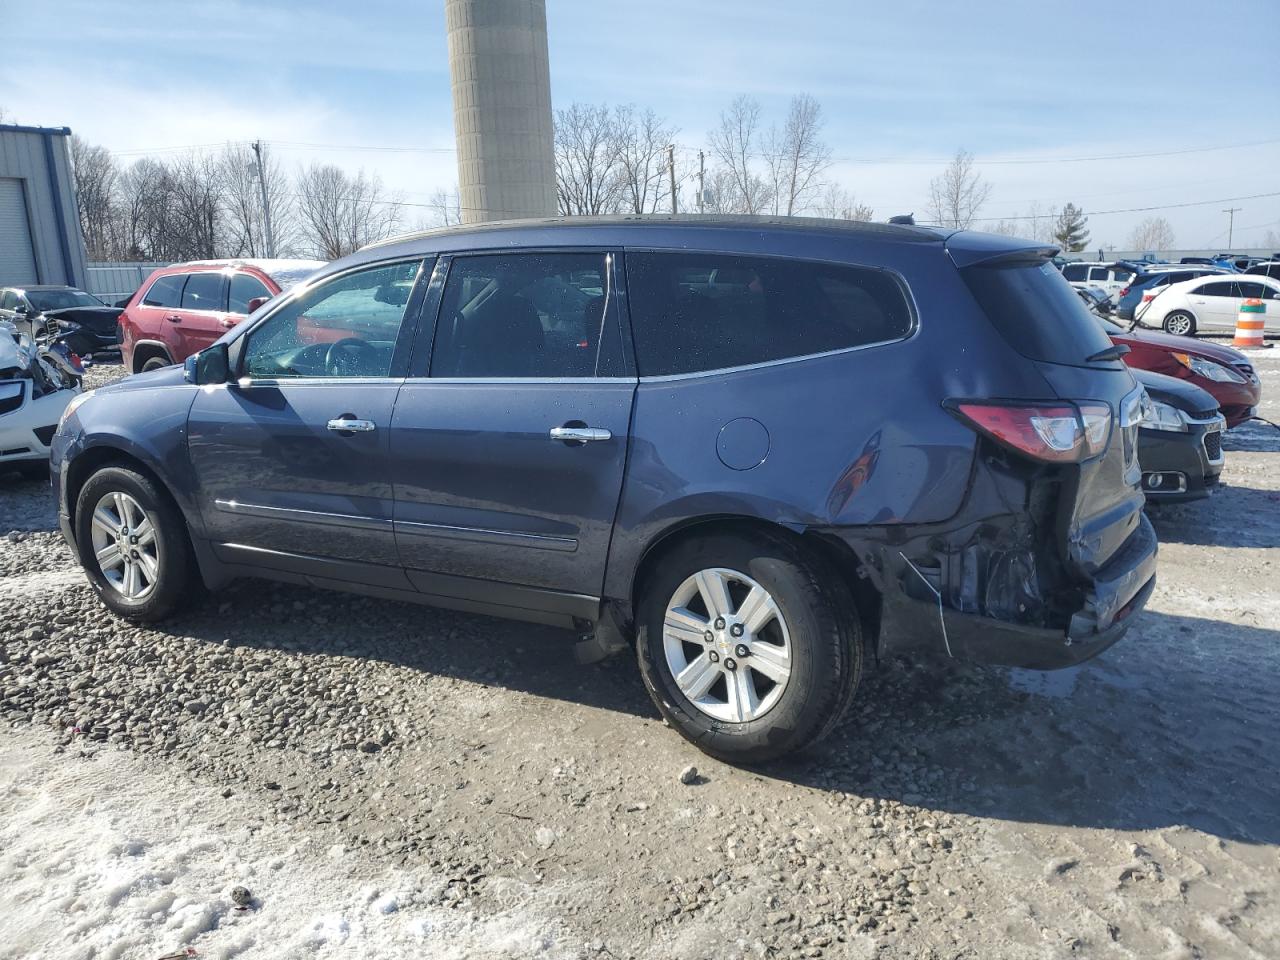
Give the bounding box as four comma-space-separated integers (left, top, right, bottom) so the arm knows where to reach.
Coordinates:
51, 216, 1157, 762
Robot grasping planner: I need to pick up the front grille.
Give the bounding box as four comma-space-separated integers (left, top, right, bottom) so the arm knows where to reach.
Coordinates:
1203, 429, 1223, 463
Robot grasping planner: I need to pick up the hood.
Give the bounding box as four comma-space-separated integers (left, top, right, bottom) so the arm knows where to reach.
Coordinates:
42, 306, 123, 331
96, 362, 189, 397
1117, 327, 1250, 366
1131, 367, 1219, 415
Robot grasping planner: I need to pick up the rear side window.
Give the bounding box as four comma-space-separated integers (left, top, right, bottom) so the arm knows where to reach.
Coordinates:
181, 272, 224, 310
1088, 267, 1109, 282
229, 273, 271, 313
1199, 281, 1235, 297
626, 252, 912, 376
143, 273, 186, 308
431, 253, 622, 378
962, 261, 1114, 366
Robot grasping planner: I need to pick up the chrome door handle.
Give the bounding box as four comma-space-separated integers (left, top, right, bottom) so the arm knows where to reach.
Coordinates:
549, 425, 611, 443
327, 417, 376, 433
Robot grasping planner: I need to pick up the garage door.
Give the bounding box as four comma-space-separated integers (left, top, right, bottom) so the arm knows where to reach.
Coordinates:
0, 178, 39, 286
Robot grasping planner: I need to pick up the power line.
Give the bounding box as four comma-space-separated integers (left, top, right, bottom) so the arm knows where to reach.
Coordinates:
110, 135, 1280, 166
823, 138, 1280, 167
960, 191, 1280, 223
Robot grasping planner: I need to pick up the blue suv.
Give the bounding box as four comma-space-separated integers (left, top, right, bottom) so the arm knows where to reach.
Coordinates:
51, 216, 1157, 762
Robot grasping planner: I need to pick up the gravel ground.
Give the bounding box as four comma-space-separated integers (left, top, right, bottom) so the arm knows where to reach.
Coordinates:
2, 357, 1278, 959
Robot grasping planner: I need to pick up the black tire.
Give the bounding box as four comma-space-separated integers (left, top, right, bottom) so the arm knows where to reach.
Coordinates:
73, 465, 198, 621
1163, 311, 1197, 337
141, 356, 170, 373
636, 531, 861, 764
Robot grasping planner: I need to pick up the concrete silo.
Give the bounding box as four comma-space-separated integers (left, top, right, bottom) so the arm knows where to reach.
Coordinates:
445, 0, 557, 223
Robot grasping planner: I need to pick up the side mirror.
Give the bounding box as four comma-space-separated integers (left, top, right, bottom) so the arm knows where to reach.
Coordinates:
185, 342, 229, 385
13, 303, 28, 315
246, 296, 270, 313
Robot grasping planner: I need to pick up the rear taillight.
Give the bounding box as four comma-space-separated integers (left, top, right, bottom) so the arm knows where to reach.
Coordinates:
1119, 286, 1130, 297
948, 400, 1113, 463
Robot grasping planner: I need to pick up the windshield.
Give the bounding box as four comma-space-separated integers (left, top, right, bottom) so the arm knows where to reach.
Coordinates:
963, 261, 1117, 366
26, 289, 102, 311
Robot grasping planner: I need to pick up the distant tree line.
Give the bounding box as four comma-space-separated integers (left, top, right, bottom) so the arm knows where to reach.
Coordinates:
68, 136, 404, 262
54, 92, 1203, 265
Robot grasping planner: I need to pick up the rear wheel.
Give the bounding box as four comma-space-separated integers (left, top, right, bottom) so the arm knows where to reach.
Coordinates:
636, 531, 861, 763
140, 356, 170, 372
1163, 311, 1196, 336
74, 466, 197, 621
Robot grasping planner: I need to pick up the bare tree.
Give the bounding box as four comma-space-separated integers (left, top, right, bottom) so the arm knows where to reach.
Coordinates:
163, 153, 225, 260
708, 95, 773, 215
926, 149, 991, 229
220, 142, 294, 258
1128, 216, 1176, 251
1264, 228, 1280, 250
554, 103, 625, 216
70, 134, 120, 259
296, 163, 402, 259
614, 105, 676, 214
763, 94, 831, 216
814, 184, 873, 221
428, 186, 463, 227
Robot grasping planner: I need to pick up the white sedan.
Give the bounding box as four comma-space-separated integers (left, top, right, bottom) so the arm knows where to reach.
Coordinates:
1138, 274, 1280, 336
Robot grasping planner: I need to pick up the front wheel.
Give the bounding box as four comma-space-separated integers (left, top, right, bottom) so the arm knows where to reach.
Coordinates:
636, 532, 861, 764
74, 465, 197, 621
1163, 311, 1196, 336
140, 356, 170, 373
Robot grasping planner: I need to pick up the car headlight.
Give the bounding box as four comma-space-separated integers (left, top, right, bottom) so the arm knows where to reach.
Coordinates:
1173, 352, 1246, 383
1142, 396, 1189, 433
57, 388, 95, 432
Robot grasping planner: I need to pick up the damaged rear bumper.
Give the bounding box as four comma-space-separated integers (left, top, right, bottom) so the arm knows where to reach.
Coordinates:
824, 512, 1158, 672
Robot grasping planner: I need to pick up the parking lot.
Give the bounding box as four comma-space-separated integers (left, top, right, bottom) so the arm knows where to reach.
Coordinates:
2, 352, 1278, 960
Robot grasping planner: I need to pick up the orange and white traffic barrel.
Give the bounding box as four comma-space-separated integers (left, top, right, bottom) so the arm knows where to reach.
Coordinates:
1233, 299, 1266, 348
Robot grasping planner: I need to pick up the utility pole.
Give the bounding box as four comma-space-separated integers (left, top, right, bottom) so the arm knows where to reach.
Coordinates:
667, 144, 677, 214
251, 140, 275, 258
697, 150, 705, 214
1222, 207, 1242, 248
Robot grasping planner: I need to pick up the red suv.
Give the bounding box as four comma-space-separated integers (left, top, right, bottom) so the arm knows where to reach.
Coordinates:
1097, 314, 1261, 427
119, 259, 325, 372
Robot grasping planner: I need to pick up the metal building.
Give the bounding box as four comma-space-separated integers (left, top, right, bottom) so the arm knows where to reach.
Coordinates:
446, 0, 557, 223
0, 124, 88, 288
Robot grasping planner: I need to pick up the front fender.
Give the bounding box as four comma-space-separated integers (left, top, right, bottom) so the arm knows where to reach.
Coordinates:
56, 380, 202, 536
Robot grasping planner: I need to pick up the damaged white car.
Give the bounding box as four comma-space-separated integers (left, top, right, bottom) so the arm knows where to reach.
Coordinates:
1, 320, 82, 480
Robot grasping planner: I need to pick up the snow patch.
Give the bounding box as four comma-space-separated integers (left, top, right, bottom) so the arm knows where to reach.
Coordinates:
0, 733, 569, 959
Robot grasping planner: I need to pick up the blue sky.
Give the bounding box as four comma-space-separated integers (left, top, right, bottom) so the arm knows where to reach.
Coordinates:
5, 0, 1279, 247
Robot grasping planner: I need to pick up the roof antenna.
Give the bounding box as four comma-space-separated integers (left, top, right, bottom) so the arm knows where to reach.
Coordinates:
888, 213, 915, 226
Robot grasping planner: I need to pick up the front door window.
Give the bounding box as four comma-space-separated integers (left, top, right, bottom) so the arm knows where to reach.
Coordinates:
243, 260, 423, 379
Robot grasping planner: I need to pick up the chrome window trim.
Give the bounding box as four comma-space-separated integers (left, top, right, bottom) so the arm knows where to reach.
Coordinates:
231, 376, 405, 388
636, 336, 910, 383
401, 376, 636, 385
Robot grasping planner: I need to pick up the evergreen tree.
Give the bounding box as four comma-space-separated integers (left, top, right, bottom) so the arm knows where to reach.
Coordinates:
1053, 203, 1090, 252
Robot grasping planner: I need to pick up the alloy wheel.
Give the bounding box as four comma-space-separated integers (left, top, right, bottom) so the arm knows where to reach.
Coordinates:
1165, 313, 1193, 336
89, 491, 160, 600
662, 567, 793, 723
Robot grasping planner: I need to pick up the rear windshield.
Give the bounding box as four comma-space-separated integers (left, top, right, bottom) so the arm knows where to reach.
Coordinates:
963, 261, 1115, 366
